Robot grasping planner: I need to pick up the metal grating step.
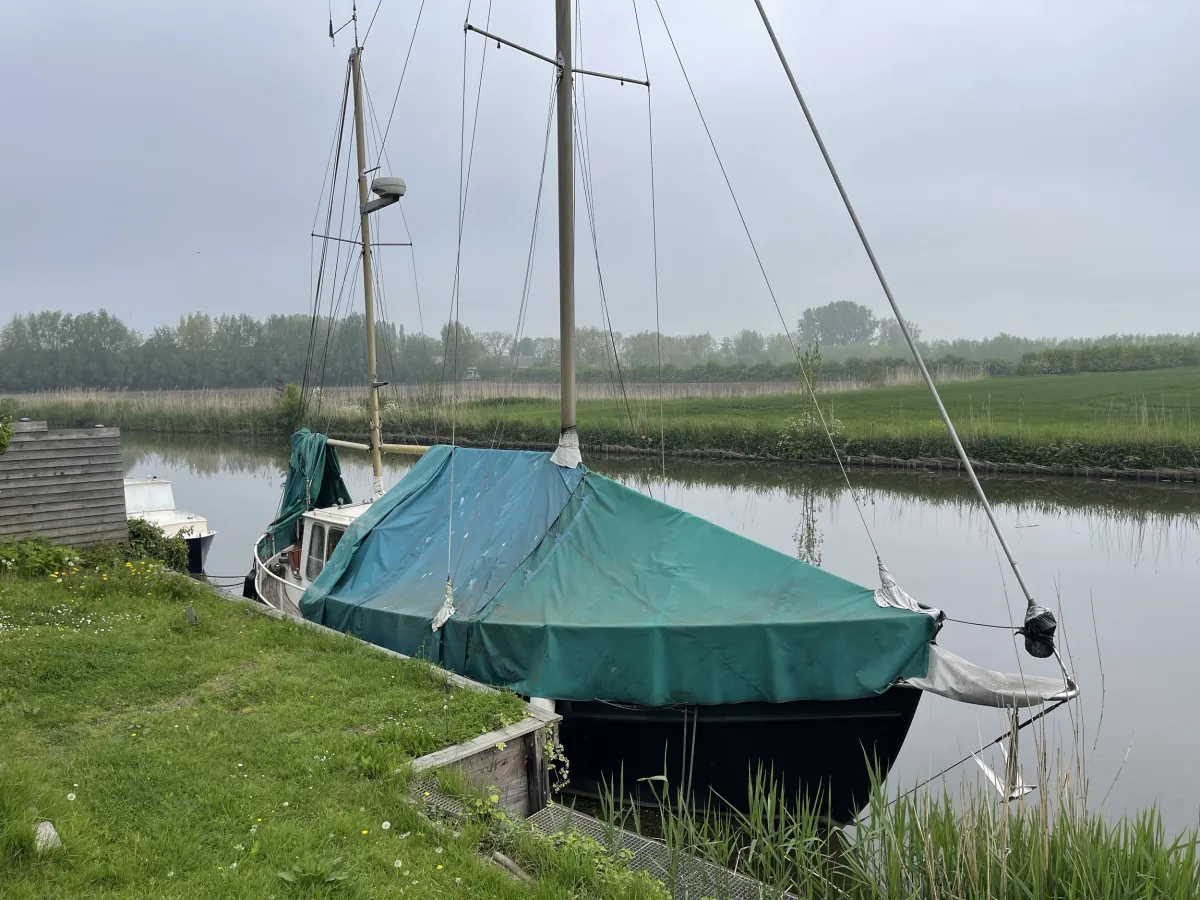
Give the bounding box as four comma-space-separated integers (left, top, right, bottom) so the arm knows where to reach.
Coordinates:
410, 778, 787, 899
527, 804, 786, 900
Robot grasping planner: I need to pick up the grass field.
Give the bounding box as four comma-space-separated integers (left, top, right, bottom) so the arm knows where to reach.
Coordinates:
5, 368, 1200, 469
0, 554, 664, 899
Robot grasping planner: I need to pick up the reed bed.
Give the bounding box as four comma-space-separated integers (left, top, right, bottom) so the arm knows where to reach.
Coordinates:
582, 768, 1200, 899
5, 368, 1198, 470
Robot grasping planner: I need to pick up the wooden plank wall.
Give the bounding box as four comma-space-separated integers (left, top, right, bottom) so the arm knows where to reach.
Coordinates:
0, 421, 128, 546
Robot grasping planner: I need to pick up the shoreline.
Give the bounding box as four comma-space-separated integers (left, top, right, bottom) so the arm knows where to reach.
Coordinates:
7, 374, 1199, 479
371, 433, 1200, 484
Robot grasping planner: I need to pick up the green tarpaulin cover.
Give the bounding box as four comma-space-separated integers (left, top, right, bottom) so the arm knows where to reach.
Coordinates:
261, 429, 352, 559
302, 446, 935, 706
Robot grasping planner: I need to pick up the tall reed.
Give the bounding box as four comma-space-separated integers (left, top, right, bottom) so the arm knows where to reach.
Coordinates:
596, 765, 1200, 899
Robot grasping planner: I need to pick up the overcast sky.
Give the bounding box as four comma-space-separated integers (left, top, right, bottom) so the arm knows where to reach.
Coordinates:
3, 1, 1198, 341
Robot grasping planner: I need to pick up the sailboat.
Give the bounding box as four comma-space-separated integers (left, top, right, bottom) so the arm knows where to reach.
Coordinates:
246, 2, 1076, 823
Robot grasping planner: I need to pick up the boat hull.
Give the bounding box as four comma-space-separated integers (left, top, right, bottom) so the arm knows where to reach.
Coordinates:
185, 532, 215, 575
556, 686, 922, 823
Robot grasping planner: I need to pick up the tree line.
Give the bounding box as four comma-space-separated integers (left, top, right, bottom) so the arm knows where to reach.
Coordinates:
0, 304, 1196, 392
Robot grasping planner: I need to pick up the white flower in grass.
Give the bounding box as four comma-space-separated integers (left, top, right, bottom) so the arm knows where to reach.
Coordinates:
66, 792, 76, 802
394, 859, 403, 868
282, 801, 289, 807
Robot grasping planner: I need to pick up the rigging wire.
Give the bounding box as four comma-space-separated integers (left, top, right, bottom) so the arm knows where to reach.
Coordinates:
748, 0, 1046, 624
444, 0, 493, 586
442, 0, 493, 392
375, 0, 428, 168
303, 59, 353, 414
882, 698, 1071, 809
572, 2, 636, 430
484, 72, 558, 456
445, 72, 558, 585
314, 99, 364, 397
362, 68, 415, 444
356, 25, 433, 407
631, 0, 666, 486
650, 0, 881, 560
361, 0, 385, 46
398, 204, 430, 377
571, 100, 635, 428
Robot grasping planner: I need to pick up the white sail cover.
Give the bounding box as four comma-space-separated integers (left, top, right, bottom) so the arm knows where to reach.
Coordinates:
904, 644, 1077, 708
874, 561, 941, 618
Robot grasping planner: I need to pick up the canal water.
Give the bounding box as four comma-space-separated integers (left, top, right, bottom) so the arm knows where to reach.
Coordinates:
123, 433, 1200, 831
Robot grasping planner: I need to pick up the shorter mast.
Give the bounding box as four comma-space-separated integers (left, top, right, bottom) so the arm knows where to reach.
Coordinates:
349, 44, 386, 497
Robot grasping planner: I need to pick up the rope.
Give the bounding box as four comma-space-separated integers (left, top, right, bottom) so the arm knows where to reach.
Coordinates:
945, 616, 1021, 631
631, 0, 665, 487
650, 0, 881, 560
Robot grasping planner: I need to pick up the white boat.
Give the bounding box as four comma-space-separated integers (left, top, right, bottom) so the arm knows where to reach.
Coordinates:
123, 476, 216, 574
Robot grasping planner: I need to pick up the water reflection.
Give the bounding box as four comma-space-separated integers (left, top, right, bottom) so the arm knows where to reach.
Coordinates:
121, 433, 1200, 830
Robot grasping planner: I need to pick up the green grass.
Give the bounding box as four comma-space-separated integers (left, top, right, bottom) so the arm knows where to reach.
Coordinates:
6, 367, 1200, 468
0, 561, 648, 899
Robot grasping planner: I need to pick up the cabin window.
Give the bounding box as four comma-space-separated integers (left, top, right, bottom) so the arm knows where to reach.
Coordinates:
326, 527, 345, 562
306, 523, 327, 581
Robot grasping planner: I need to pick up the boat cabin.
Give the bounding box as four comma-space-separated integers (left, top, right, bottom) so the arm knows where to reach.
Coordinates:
296, 502, 370, 585
256, 501, 370, 616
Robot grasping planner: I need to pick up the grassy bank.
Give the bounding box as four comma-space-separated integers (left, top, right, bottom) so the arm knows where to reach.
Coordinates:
5, 367, 1200, 469
0, 542, 664, 898
3, 542, 1197, 898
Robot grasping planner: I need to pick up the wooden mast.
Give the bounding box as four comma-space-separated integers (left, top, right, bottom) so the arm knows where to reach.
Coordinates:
349, 44, 386, 496
551, 0, 581, 468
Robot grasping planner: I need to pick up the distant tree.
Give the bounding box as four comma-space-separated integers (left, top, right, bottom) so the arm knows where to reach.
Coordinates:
439, 321, 486, 375
675, 332, 718, 364
796, 302, 879, 346
877, 316, 921, 347
576, 326, 619, 369
477, 330, 513, 360
732, 329, 767, 360
620, 331, 662, 368
531, 336, 560, 365
3, 306, 1199, 391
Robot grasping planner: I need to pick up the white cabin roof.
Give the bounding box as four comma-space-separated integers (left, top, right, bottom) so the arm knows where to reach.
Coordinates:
304, 502, 372, 528
124, 477, 175, 514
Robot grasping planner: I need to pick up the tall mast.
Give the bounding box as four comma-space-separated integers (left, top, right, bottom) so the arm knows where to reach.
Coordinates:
349, 45, 386, 496
551, 0, 580, 467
